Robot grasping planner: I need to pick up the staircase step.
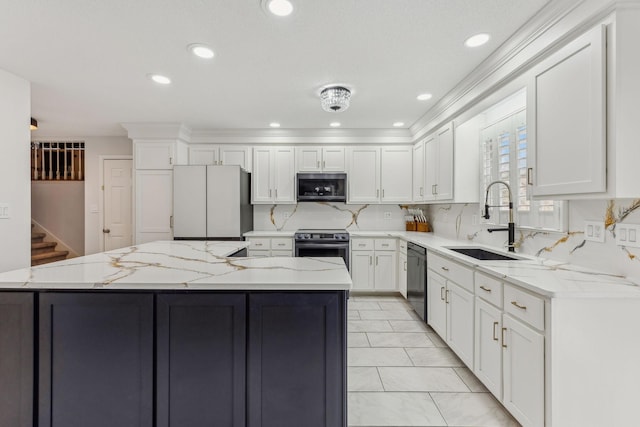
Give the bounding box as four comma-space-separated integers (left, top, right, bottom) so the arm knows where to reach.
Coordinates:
31, 241, 58, 255
31, 232, 46, 243
31, 250, 69, 266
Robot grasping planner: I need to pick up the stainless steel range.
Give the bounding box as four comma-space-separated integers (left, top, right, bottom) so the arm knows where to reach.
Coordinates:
294, 229, 350, 270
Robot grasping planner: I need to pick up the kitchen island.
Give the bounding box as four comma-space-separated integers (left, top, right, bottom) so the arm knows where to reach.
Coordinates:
0, 241, 351, 427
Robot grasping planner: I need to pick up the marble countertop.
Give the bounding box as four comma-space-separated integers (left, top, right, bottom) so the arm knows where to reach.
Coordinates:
0, 241, 352, 291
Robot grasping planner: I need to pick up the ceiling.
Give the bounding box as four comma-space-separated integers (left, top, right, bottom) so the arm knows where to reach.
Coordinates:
0, 0, 551, 138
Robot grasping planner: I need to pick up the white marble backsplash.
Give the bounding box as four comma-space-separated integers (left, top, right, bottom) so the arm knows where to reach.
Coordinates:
427, 199, 640, 281
253, 203, 407, 231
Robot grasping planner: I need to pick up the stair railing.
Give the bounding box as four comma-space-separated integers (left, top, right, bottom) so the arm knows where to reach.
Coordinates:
31, 141, 85, 181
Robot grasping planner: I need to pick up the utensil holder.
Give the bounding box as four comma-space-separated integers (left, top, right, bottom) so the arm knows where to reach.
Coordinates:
405, 221, 417, 231
417, 222, 430, 232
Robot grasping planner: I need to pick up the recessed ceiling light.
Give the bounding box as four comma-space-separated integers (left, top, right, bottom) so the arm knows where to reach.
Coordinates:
148, 74, 171, 85
393, 122, 405, 127
464, 33, 490, 48
330, 122, 341, 127
270, 122, 281, 128
188, 44, 215, 59
417, 93, 433, 101
266, 0, 293, 16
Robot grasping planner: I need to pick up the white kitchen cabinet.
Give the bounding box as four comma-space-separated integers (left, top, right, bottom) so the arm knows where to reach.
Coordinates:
347, 147, 380, 203
189, 145, 252, 171
502, 314, 544, 427
252, 147, 295, 204
474, 297, 503, 399
347, 146, 412, 204
380, 147, 413, 203
246, 237, 293, 257
135, 142, 176, 170
412, 142, 425, 201
135, 170, 173, 243
426, 270, 447, 338
423, 123, 453, 201
527, 24, 606, 197
350, 238, 397, 291
446, 280, 474, 367
296, 146, 345, 172
398, 240, 407, 299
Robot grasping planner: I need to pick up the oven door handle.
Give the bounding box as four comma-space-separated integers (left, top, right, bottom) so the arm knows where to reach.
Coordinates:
295, 243, 350, 250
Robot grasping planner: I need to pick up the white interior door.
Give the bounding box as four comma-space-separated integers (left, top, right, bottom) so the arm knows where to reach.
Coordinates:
104, 159, 133, 251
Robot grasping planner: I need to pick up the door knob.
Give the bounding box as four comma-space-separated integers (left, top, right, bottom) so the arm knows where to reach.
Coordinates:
103, 228, 111, 234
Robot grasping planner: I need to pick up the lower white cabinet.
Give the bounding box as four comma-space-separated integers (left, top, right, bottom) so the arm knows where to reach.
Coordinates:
446, 281, 474, 367
474, 297, 503, 399
350, 238, 397, 291
502, 314, 544, 427
246, 237, 293, 257
398, 240, 407, 298
426, 269, 447, 338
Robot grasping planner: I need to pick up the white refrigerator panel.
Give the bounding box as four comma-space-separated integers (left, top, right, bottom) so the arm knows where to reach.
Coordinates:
173, 165, 207, 238
207, 166, 241, 237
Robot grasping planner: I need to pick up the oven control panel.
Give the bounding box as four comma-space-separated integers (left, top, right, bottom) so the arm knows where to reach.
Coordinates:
294, 230, 350, 242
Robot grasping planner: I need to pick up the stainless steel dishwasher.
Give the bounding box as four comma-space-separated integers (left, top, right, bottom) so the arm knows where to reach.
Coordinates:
407, 242, 427, 321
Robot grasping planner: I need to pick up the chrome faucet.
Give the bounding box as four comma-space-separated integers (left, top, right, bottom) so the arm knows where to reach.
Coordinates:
483, 180, 515, 252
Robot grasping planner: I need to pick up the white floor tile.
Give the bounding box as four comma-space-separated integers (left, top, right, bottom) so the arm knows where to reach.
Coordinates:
378, 301, 412, 310
348, 320, 393, 332
406, 347, 465, 367
389, 320, 430, 332
359, 310, 414, 320
348, 392, 446, 426
348, 301, 382, 310
348, 348, 413, 367
378, 367, 470, 392
431, 392, 520, 426
348, 367, 384, 391
348, 310, 361, 320
348, 332, 370, 348
454, 367, 489, 393
426, 331, 448, 347
367, 332, 434, 348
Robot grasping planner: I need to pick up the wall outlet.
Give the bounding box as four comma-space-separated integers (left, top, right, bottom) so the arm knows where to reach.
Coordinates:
383, 212, 392, 220
584, 221, 605, 243
0, 203, 9, 219
616, 223, 640, 248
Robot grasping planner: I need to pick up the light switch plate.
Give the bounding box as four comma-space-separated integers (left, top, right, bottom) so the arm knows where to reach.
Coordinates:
584, 221, 605, 242
616, 223, 640, 248
0, 203, 9, 219
383, 212, 392, 220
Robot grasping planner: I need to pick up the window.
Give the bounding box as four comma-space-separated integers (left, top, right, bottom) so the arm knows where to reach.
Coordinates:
481, 106, 566, 232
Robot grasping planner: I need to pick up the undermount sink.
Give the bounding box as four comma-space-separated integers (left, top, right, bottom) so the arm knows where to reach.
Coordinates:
444, 247, 523, 261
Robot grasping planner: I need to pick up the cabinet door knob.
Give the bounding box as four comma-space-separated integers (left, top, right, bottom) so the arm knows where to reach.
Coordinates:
493, 321, 499, 341
441, 266, 449, 272
102, 228, 111, 234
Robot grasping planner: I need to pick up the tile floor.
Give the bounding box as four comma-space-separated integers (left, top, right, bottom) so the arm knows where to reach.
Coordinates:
348, 295, 521, 427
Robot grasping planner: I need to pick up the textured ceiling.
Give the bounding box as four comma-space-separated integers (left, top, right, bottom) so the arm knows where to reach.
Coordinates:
0, 0, 550, 137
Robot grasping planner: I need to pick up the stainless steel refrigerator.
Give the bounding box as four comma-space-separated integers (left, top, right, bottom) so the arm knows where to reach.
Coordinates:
173, 165, 253, 240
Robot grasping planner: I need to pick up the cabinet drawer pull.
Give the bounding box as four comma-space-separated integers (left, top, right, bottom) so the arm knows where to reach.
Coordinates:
479, 285, 492, 293
445, 289, 450, 304
381, 244, 389, 247
358, 243, 366, 247
511, 301, 527, 310
440, 286, 445, 301
502, 327, 507, 348
441, 266, 449, 272
527, 167, 533, 185
493, 322, 499, 341
255, 243, 263, 247
277, 243, 285, 246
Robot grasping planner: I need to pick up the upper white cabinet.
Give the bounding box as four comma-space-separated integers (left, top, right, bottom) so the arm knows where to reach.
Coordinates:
135, 142, 176, 170
189, 144, 252, 172
527, 25, 606, 197
347, 146, 412, 204
296, 146, 345, 172
413, 123, 454, 203
252, 146, 295, 204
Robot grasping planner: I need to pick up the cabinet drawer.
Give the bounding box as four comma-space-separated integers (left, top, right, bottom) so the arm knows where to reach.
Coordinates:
271, 250, 293, 257
270, 238, 292, 250
352, 239, 374, 251
398, 240, 407, 255
474, 272, 503, 308
248, 249, 270, 257
375, 239, 396, 251
503, 283, 544, 331
247, 238, 270, 250
427, 252, 474, 292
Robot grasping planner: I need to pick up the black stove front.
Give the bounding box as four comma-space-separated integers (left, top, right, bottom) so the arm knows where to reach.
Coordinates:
294, 229, 350, 270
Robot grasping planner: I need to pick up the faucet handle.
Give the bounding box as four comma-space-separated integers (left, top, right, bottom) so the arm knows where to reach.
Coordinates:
483, 204, 491, 219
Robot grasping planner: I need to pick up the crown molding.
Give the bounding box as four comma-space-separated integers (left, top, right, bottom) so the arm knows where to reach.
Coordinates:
121, 123, 192, 141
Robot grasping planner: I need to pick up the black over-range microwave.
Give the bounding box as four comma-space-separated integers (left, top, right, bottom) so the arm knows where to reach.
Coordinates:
296, 173, 347, 202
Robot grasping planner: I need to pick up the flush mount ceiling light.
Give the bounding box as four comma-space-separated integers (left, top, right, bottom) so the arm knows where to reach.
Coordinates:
270, 122, 281, 128
188, 44, 215, 59
330, 122, 341, 127
263, 0, 293, 16
320, 86, 352, 113
417, 93, 433, 101
464, 33, 490, 48
30, 118, 38, 130
148, 74, 171, 85
393, 122, 405, 127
